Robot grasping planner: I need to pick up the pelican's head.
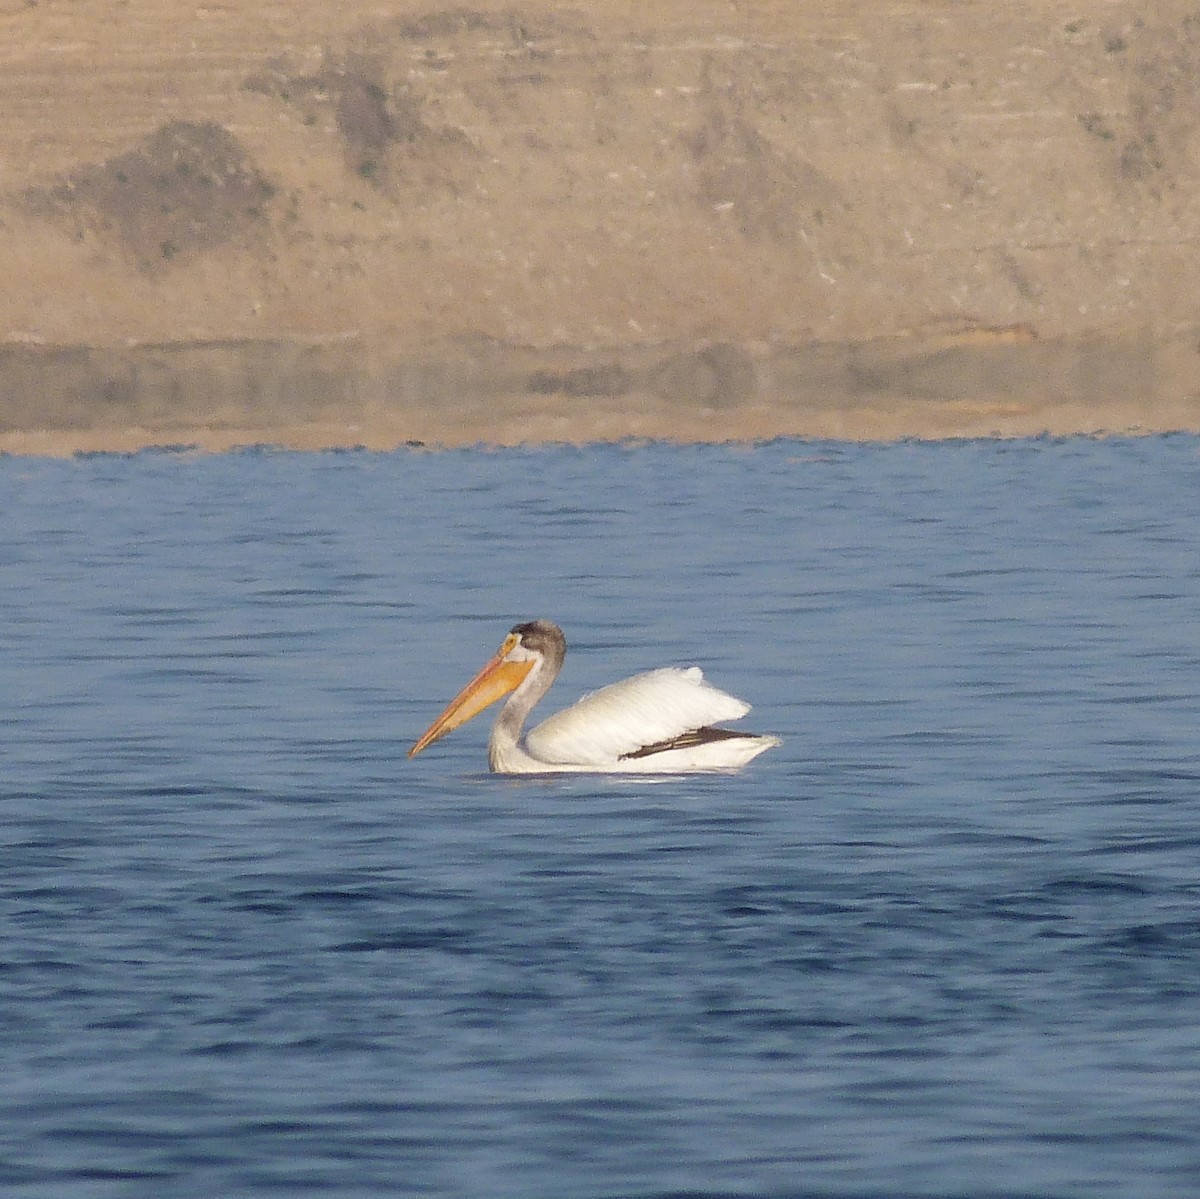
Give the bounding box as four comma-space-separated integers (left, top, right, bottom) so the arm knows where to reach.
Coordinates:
408, 620, 565, 757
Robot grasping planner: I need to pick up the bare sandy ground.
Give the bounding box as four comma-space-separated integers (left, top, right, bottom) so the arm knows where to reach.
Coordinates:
2, 0, 1198, 451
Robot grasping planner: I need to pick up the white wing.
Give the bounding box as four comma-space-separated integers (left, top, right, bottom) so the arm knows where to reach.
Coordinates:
524, 666, 752, 767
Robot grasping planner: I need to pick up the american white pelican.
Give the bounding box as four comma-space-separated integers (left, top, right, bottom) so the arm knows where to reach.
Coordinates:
408, 620, 780, 774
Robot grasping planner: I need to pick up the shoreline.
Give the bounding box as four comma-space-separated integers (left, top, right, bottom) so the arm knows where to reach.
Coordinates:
2, 325, 1196, 456
3, 409, 1191, 459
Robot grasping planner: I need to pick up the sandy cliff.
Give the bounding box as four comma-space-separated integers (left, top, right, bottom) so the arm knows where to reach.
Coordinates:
2, 0, 1198, 451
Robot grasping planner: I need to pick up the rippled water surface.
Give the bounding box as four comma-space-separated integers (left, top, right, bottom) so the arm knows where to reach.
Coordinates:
3, 437, 1200, 1198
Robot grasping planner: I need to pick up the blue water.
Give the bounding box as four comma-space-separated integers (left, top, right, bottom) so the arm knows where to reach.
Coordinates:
3, 437, 1200, 1198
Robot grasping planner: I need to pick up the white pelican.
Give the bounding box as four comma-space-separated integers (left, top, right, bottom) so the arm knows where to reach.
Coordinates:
408, 620, 780, 774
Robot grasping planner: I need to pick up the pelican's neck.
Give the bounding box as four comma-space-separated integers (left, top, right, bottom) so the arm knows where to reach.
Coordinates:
487, 646, 561, 773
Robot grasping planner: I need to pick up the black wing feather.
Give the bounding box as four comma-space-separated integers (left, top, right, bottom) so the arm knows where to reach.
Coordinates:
619, 725, 750, 761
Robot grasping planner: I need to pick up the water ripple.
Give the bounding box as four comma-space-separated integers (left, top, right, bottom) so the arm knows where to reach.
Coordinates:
2, 437, 1200, 1197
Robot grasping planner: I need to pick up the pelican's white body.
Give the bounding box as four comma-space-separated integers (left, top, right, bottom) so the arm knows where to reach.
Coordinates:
491, 665, 779, 774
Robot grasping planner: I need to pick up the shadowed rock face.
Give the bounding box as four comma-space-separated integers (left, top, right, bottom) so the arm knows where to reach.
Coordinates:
244, 51, 477, 191
24, 121, 276, 272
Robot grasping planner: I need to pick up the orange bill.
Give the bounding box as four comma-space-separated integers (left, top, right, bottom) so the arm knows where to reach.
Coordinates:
408, 644, 534, 757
